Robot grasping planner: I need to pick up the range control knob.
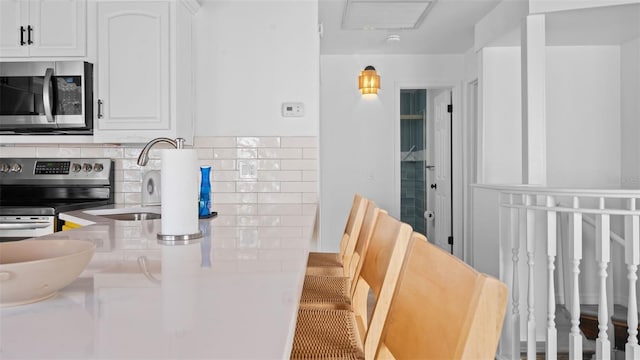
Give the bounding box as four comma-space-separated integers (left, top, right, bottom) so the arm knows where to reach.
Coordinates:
82, 163, 92, 172
93, 163, 104, 172
10, 163, 22, 173
0, 163, 9, 173
71, 163, 82, 172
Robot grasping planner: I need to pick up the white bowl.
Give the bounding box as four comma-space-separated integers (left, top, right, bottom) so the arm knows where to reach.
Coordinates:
0, 240, 95, 307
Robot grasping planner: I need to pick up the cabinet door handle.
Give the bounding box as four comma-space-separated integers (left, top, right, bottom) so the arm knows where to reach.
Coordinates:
19, 26, 26, 45
27, 25, 33, 45
97, 99, 103, 119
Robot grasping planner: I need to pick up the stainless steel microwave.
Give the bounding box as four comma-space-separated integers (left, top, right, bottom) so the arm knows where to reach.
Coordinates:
0, 61, 93, 134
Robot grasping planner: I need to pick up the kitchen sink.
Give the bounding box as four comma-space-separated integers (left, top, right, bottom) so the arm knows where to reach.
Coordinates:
96, 212, 161, 221
84, 207, 161, 221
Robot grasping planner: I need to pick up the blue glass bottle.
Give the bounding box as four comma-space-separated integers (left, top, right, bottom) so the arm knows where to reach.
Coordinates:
199, 166, 211, 217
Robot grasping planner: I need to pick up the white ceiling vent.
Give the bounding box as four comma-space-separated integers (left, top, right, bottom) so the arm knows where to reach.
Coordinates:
342, 0, 436, 30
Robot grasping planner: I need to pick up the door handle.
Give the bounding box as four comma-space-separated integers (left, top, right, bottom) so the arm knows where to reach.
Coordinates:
97, 99, 104, 119
43, 68, 54, 123
27, 25, 33, 45
430, 183, 437, 189
19, 26, 26, 45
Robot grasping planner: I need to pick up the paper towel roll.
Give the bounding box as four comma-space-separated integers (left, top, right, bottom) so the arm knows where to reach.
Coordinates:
160, 149, 199, 236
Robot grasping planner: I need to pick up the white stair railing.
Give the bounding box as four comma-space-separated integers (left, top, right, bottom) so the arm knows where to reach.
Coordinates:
493, 186, 640, 360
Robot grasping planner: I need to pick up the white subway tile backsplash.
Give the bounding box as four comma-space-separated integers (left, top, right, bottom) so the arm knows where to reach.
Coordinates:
196, 148, 215, 160
212, 181, 236, 193
121, 181, 141, 193
302, 193, 318, 203
123, 170, 143, 182
302, 170, 317, 182
36, 147, 81, 158
281, 182, 317, 193
258, 204, 303, 215
212, 148, 236, 159
124, 148, 142, 159
9, 136, 317, 207
213, 204, 258, 215
194, 136, 236, 148
258, 171, 302, 182
119, 159, 141, 170
256, 160, 281, 171
258, 193, 301, 204
211, 159, 236, 170
281, 136, 317, 148
123, 192, 142, 205
258, 148, 302, 159
237, 181, 281, 193
281, 159, 317, 170
303, 148, 318, 159
237, 137, 281, 148
211, 170, 240, 181
236, 182, 257, 193
0, 146, 36, 157
237, 148, 258, 159
213, 193, 257, 204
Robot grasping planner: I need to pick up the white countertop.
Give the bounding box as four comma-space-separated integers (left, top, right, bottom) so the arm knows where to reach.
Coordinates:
0, 204, 317, 359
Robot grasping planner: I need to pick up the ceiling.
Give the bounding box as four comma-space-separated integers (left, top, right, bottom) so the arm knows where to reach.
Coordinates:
319, 0, 502, 54
319, 0, 640, 55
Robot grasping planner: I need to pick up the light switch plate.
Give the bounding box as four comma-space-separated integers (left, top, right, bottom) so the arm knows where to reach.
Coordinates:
281, 102, 304, 117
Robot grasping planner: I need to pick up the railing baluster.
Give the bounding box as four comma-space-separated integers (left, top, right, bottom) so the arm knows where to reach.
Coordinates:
625, 198, 640, 359
511, 193, 521, 360
570, 196, 583, 360
546, 195, 557, 360
525, 194, 536, 360
596, 197, 611, 360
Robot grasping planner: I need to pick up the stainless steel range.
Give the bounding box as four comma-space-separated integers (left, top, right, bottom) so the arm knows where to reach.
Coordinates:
0, 158, 114, 241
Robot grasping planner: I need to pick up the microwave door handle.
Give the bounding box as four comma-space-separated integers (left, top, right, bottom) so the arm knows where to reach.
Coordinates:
43, 67, 54, 123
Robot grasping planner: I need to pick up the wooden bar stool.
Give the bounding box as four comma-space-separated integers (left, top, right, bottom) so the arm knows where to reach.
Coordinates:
290, 213, 413, 360
375, 235, 508, 359
299, 202, 382, 309
306, 194, 368, 277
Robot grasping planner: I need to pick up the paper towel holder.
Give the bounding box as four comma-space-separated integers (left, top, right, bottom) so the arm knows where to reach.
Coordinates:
157, 232, 203, 244
137, 137, 203, 243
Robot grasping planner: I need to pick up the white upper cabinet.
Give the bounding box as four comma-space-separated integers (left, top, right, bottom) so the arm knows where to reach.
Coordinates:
0, 0, 86, 58
93, 0, 198, 144
95, 2, 170, 134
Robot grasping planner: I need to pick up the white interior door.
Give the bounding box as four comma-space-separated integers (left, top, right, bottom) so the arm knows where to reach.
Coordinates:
433, 90, 452, 252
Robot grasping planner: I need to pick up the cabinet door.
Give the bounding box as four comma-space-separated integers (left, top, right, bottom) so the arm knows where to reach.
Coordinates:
28, 0, 86, 56
96, 2, 170, 132
0, 0, 29, 57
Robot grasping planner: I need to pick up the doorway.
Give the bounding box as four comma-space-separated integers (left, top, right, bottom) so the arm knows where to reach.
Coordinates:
399, 87, 453, 253
399, 89, 427, 236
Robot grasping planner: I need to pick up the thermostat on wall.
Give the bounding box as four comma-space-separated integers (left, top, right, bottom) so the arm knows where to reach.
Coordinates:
281, 102, 304, 117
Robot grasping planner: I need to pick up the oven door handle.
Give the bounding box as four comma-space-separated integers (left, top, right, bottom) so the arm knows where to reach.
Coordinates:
0, 222, 52, 230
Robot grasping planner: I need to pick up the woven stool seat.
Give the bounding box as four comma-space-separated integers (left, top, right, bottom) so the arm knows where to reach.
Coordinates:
290, 308, 364, 360
306, 252, 344, 277
300, 275, 350, 308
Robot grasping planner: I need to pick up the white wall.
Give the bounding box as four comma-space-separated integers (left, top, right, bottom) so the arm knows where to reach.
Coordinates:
621, 37, 640, 188
479, 46, 523, 184
546, 46, 621, 187
319, 54, 464, 251
193, 0, 319, 136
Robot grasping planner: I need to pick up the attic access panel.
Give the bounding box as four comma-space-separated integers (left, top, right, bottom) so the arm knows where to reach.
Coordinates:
342, 0, 436, 30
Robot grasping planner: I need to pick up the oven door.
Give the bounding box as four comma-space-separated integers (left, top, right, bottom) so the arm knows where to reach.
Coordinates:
0, 216, 55, 242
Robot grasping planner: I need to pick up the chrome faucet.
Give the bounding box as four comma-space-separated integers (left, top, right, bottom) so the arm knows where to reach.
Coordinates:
137, 137, 186, 166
